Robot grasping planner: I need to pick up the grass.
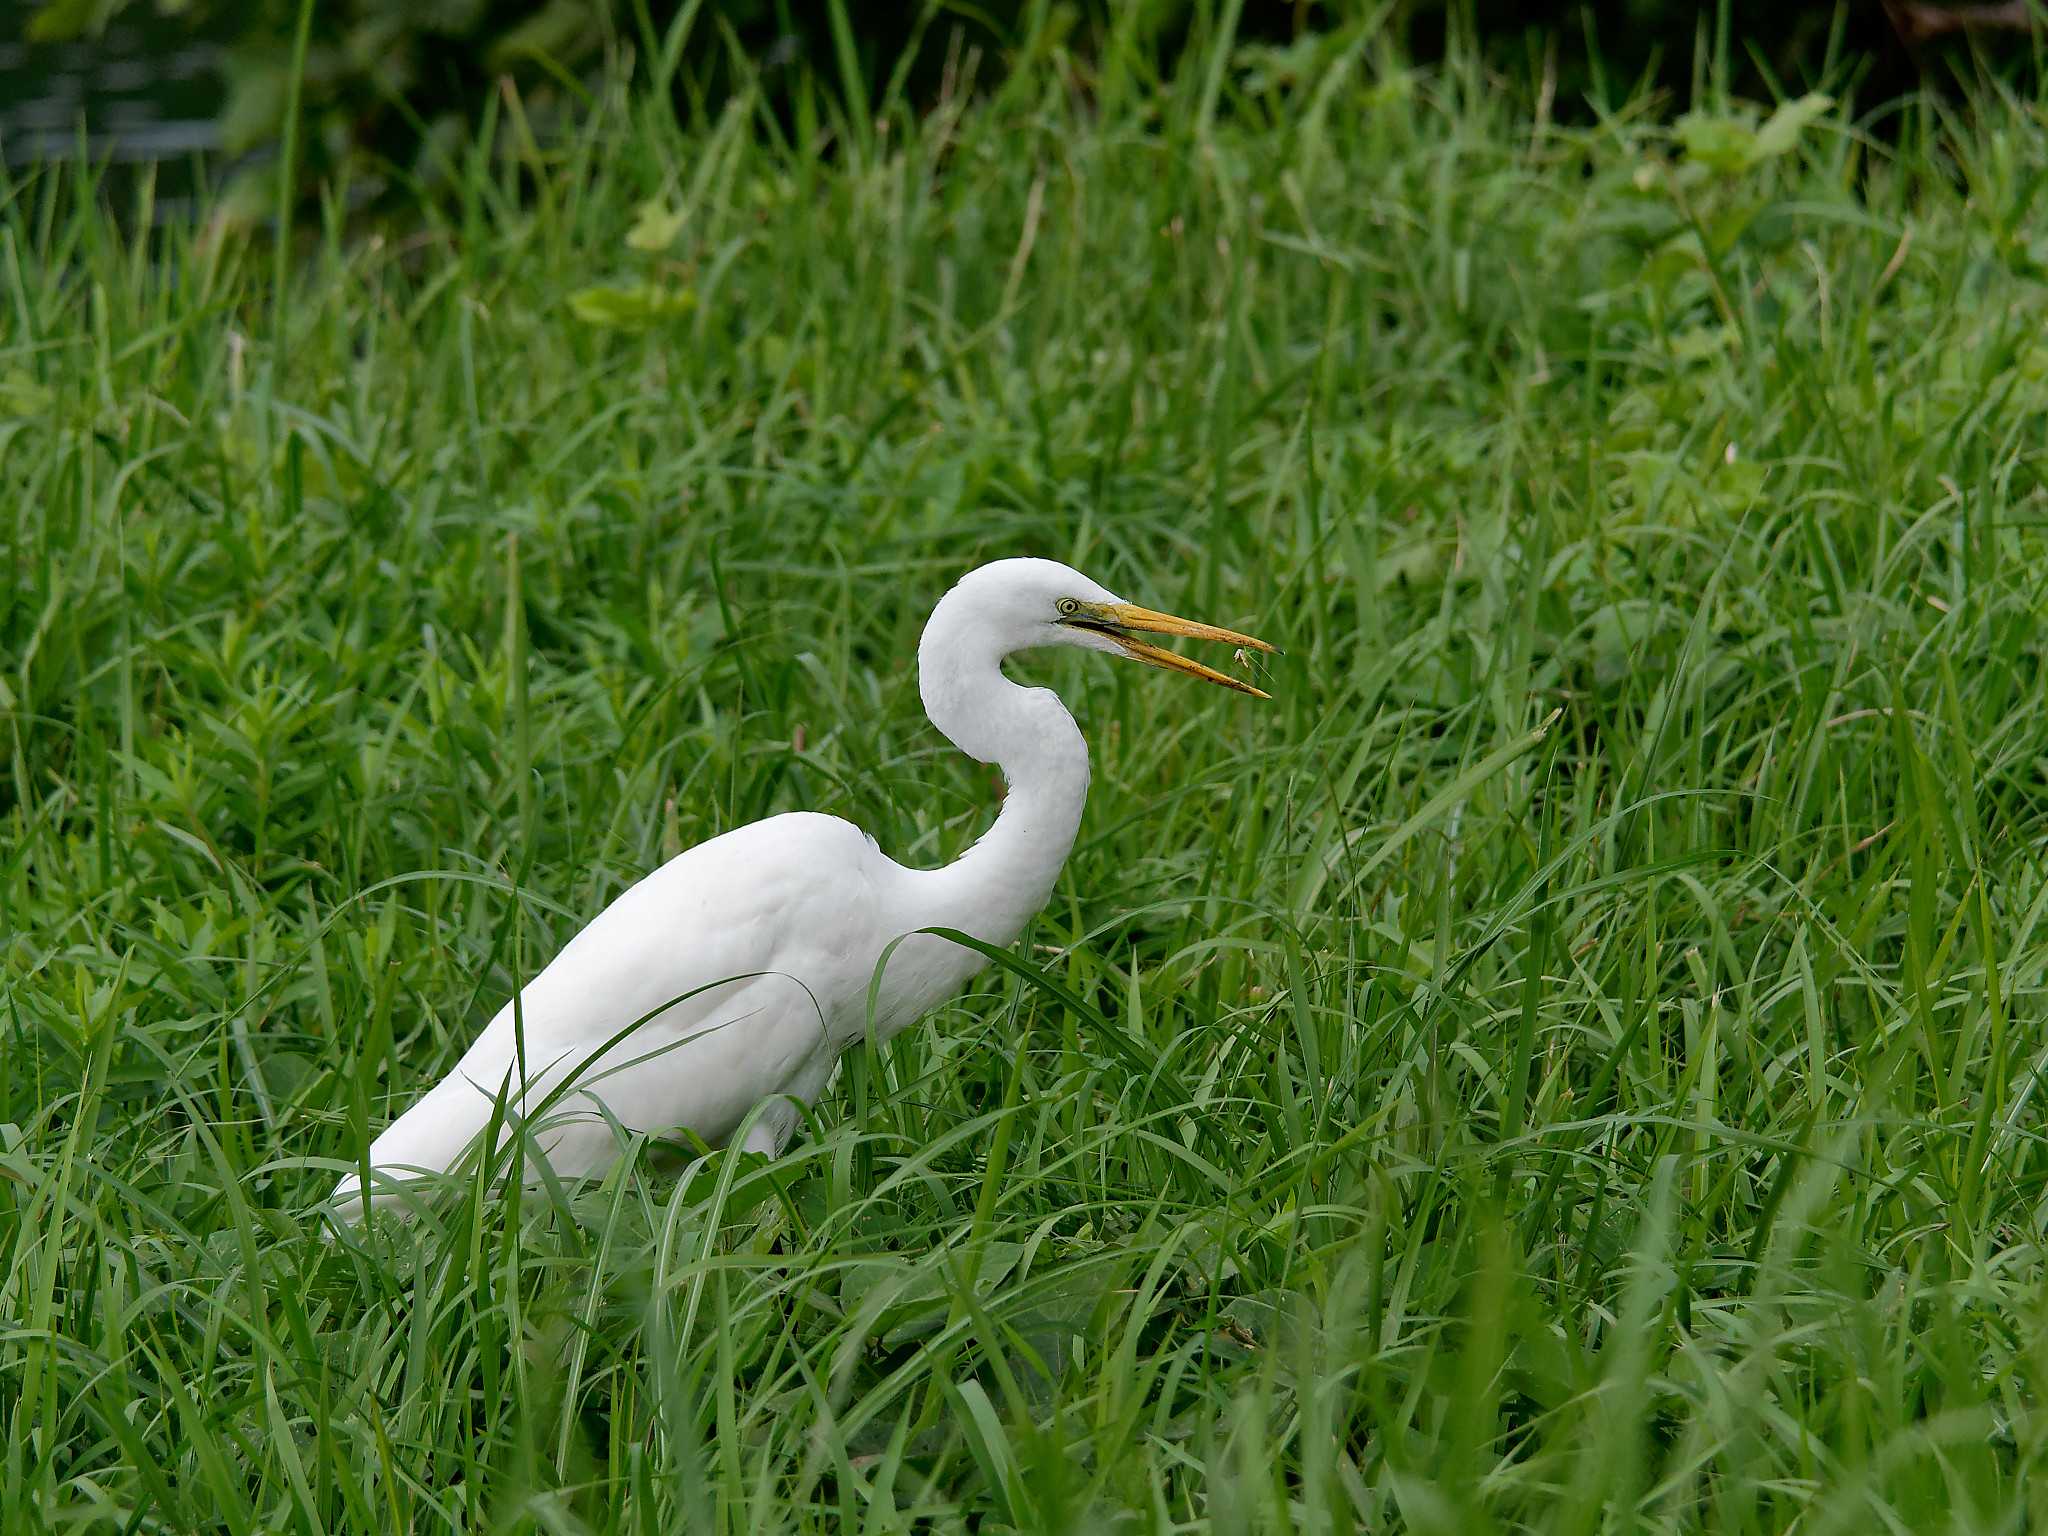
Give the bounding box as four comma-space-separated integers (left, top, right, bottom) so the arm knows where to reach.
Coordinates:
6, 15, 2048, 1532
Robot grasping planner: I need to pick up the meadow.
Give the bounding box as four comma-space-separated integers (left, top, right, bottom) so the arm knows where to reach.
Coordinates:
5, 19, 2048, 1532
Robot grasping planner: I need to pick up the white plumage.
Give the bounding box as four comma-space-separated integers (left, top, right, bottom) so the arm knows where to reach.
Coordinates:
334, 558, 1271, 1215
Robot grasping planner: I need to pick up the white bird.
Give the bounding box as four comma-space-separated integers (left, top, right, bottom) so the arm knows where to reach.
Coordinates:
334, 558, 1273, 1216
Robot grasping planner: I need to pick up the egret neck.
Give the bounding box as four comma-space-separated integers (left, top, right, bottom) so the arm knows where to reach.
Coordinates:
915, 584, 1091, 948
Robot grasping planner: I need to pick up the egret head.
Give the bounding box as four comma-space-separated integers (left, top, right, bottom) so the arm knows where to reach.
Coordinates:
936, 557, 1277, 698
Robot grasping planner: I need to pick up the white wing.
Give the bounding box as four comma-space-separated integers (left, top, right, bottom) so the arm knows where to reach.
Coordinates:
335, 812, 892, 1208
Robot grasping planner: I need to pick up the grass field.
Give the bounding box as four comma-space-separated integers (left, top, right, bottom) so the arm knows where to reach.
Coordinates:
6, 18, 2048, 1532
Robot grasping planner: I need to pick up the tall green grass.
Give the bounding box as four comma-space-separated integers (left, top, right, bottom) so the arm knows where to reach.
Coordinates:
5, 19, 2048, 1532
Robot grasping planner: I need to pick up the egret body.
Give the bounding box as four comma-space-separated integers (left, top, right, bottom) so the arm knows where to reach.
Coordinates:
335, 559, 1271, 1214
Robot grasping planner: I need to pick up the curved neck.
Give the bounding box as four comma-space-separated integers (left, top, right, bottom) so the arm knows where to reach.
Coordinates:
916, 597, 1090, 943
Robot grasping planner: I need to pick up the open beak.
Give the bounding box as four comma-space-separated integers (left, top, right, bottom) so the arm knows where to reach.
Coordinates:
1069, 601, 1278, 698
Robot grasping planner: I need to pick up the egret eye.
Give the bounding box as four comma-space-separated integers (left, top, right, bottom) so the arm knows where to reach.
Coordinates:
1056, 598, 1080, 617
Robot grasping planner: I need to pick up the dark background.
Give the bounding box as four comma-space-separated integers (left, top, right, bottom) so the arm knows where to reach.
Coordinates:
0, 1, 2039, 196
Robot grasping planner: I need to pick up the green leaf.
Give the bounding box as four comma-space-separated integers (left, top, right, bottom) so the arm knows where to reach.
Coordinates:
949, 1379, 1027, 1526
1587, 600, 1680, 686
485, 0, 601, 72
1375, 537, 1445, 591
1234, 36, 1325, 94
1750, 93, 1833, 164
0, 372, 54, 419
625, 200, 686, 253
27, 0, 122, 42
220, 65, 290, 156
1641, 230, 1706, 293
1301, 707, 1563, 912
566, 282, 696, 329
1676, 95, 1831, 177
1668, 325, 1736, 365
1707, 198, 1764, 254
1676, 111, 1757, 175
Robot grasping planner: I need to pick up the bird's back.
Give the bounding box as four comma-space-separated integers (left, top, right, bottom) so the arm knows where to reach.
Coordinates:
335, 811, 921, 1210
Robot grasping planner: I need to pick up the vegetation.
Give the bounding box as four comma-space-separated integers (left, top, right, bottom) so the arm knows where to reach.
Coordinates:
21, 0, 2027, 211
5, 24, 2048, 1533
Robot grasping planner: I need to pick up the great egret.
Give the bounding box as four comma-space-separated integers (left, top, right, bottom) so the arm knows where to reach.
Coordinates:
334, 558, 1273, 1215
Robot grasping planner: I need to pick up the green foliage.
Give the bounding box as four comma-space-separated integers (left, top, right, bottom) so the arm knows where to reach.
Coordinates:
566, 278, 696, 327
5, 27, 2048, 1534
30, 0, 624, 204
567, 197, 695, 326
1676, 90, 1834, 173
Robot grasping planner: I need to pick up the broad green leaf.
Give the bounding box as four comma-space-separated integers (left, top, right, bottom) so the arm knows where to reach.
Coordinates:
1376, 537, 1445, 591
567, 282, 696, 329
220, 66, 289, 155
1676, 111, 1757, 175
625, 200, 687, 252
1750, 93, 1833, 163
1668, 325, 1736, 365
1677, 94, 1830, 177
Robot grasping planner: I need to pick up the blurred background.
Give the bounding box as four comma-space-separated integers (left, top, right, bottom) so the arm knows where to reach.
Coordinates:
2, 0, 2041, 215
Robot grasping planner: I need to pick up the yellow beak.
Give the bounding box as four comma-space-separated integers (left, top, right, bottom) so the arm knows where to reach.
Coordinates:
1072, 601, 1278, 698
